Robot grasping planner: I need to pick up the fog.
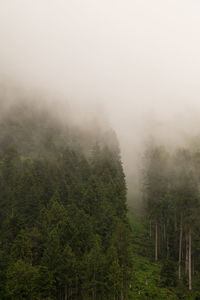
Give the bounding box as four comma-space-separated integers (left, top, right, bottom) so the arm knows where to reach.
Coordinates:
1, 0, 200, 199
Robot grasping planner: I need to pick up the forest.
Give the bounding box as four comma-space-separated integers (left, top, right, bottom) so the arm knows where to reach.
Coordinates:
1, 0, 200, 299
1, 99, 200, 300
128, 142, 200, 299
0, 100, 132, 299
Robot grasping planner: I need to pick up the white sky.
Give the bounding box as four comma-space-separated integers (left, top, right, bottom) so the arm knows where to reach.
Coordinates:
1, 0, 200, 181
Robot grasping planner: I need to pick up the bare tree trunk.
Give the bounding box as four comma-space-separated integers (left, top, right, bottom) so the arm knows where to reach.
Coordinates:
121, 289, 124, 300
92, 271, 96, 300
120, 277, 124, 300
149, 219, 152, 239
155, 219, 158, 261
185, 234, 189, 275
158, 224, 161, 256
178, 214, 183, 280
163, 222, 166, 241
174, 213, 177, 232
192, 256, 195, 276
174, 214, 178, 255
188, 227, 192, 291
166, 235, 169, 259
75, 277, 78, 298
65, 285, 68, 300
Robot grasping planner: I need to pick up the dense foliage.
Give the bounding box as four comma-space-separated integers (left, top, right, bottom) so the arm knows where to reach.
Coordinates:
0, 102, 132, 299
128, 210, 180, 299
141, 143, 200, 298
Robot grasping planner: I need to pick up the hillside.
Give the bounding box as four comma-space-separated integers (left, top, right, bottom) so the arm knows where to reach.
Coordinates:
0, 101, 132, 299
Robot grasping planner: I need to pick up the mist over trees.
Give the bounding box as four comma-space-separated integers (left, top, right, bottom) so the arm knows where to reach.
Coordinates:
2, 1, 200, 299
0, 95, 132, 299
141, 141, 200, 294
2, 86, 200, 299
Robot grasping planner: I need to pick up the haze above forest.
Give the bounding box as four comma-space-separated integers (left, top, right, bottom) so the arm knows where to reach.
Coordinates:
1, 0, 200, 193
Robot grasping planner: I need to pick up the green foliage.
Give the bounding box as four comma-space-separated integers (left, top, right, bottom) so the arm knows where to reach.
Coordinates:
160, 260, 177, 287
128, 211, 179, 299
140, 143, 200, 298
6, 260, 39, 299
0, 102, 132, 299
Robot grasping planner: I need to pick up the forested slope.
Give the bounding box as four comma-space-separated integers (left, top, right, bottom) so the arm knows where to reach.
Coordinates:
133, 143, 200, 299
0, 100, 132, 299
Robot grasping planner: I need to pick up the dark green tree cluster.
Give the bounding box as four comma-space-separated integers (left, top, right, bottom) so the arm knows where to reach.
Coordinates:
0, 102, 132, 299
142, 143, 200, 293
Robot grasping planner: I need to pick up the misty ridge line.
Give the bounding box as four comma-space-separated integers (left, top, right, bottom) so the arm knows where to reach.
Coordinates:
0, 79, 107, 131
0, 79, 121, 163
2, 79, 200, 166
2, 0, 200, 187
